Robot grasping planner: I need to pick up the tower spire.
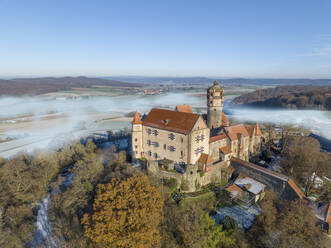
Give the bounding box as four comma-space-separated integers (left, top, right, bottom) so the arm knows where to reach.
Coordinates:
132, 111, 142, 124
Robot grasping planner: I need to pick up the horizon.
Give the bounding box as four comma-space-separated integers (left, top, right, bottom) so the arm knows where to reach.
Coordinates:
2, 75, 331, 80
1, 0, 331, 78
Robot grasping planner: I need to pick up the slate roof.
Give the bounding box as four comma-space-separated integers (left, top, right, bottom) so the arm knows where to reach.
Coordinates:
143, 108, 200, 134
231, 157, 289, 181
316, 201, 331, 224
235, 174, 266, 195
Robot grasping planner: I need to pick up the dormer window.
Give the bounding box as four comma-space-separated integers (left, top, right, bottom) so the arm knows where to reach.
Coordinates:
162, 119, 169, 125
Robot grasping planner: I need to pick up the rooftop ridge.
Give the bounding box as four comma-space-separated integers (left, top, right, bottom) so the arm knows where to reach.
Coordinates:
142, 108, 200, 134
287, 178, 305, 200
326, 202, 331, 223
231, 157, 289, 181
209, 133, 227, 143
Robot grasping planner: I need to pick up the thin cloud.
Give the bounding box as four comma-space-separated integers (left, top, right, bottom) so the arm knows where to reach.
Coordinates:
311, 43, 331, 56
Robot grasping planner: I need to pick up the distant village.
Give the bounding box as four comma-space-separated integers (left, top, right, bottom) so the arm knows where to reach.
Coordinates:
131, 80, 331, 235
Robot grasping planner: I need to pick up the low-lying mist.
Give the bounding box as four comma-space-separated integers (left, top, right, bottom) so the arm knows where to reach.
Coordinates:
0, 93, 330, 157
229, 107, 331, 139
0, 93, 205, 119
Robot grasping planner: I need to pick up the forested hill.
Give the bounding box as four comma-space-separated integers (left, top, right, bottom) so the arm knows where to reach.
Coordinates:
232, 85, 331, 110
0, 76, 144, 96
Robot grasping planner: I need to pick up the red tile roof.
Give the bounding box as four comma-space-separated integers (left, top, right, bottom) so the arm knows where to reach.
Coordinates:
244, 125, 255, 137
176, 104, 193, 113
222, 112, 229, 126
209, 133, 227, 143
288, 178, 305, 200
255, 123, 262, 136
219, 146, 232, 154
198, 153, 214, 165
245, 123, 262, 138
226, 184, 243, 197
143, 108, 200, 134
327, 202, 331, 224
132, 111, 142, 124
225, 124, 249, 141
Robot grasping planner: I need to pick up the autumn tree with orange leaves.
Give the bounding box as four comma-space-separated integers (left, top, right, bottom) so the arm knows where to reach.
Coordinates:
82, 175, 164, 248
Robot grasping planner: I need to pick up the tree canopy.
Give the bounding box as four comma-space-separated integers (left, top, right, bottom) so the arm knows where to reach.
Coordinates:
82, 175, 164, 248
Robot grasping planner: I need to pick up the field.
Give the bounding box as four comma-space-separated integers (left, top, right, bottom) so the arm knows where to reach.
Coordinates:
1, 83, 330, 157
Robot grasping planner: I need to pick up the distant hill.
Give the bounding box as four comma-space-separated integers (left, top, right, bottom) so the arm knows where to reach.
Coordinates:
103, 76, 331, 86
103, 76, 212, 84
0, 76, 144, 96
232, 85, 331, 110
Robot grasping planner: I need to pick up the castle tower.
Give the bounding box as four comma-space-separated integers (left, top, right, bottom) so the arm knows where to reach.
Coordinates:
132, 111, 143, 159
207, 80, 224, 129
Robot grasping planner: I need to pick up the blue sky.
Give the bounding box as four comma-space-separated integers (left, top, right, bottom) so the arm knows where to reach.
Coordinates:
0, 0, 331, 78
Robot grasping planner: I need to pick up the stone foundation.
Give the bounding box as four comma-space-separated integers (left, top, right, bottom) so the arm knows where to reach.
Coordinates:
146, 160, 231, 192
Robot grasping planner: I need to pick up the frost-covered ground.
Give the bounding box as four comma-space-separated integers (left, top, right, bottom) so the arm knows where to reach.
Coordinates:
214, 204, 261, 229
0, 93, 331, 157
31, 173, 74, 248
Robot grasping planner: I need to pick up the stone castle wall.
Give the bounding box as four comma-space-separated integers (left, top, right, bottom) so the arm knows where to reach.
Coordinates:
147, 160, 229, 192
231, 158, 303, 201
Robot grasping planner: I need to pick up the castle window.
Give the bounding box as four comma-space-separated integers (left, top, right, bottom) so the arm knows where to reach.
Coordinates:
135, 138, 138, 142
147, 140, 151, 146
135, 145, 138, 149
181, 137, 183, 143
152, 141, 159, 147
168, 133, 175, 140
163, 144, 166, 150
148, 151, 152, 156
154, 153, 158, 159
168, 145, 176, 152
181, 150, 183, 158
152, 129, 159, 136
195, 135, 205, 143
147, 128, 151, 135
135, 151, 138, 154
194, 146, 204, 155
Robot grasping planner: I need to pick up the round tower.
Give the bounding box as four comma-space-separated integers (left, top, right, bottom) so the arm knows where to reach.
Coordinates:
207, 80, 224, 129
132, 111, 143, 159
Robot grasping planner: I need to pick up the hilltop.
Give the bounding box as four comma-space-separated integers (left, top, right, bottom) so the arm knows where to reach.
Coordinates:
232, 85, 331, 110
0, 76, 145, 96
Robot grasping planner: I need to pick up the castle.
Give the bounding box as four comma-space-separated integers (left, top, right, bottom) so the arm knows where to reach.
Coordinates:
131, 80, 262, 191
